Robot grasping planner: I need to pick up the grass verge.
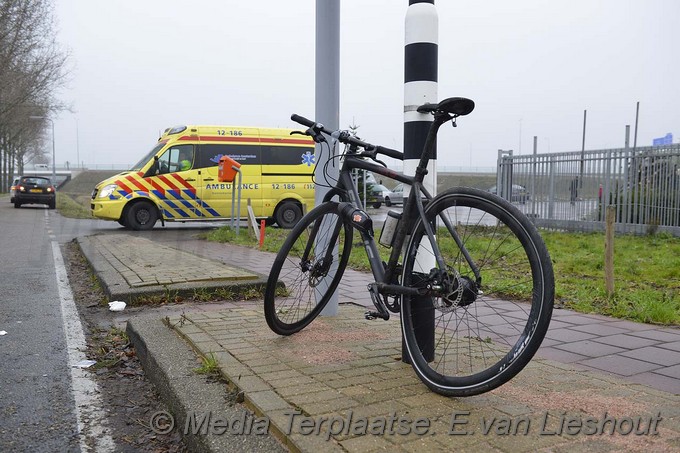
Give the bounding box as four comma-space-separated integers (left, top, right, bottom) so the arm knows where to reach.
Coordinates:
57, 192, 92, 219
207, 225, 680, 325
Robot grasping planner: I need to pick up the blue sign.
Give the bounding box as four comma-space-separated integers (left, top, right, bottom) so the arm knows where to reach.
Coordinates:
653, 133, 673, 146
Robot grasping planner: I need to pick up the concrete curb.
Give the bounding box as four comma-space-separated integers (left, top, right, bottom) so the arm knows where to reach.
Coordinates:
126, 316, 286, 453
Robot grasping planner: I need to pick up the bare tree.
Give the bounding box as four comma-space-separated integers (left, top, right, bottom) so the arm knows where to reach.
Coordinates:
0, 0, 70, 191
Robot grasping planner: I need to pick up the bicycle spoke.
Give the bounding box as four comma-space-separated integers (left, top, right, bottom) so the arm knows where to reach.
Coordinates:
264, 203, 352, 335
402, 188, 553, 396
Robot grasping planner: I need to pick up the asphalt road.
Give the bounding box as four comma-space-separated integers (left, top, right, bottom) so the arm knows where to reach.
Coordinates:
0, 203, 81, 451
0, 199, 138, 451
0, 200, 280, 452
0, 196, 395, 452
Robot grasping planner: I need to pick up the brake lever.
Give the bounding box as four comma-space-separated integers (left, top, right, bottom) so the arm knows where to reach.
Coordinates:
311, 128, 327, 144
375, 159, 387, 168
291, 127, 327, 144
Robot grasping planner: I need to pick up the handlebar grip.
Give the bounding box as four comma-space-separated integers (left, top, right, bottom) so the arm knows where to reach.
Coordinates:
376, 145, 404, 161
291, 114, 315, 128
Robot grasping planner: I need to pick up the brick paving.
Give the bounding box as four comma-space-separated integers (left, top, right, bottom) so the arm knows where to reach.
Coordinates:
169, 302, 679, 452
153, 237, 680, 396
80, 233, 680, 451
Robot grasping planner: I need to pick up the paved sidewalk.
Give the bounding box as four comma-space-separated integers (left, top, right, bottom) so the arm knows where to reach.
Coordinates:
77, 232, 680, 451
164, 302, 679, 452
77, 234, 266, 302
150, 236, 680, 396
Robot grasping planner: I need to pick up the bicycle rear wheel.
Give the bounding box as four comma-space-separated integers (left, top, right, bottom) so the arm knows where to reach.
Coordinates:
401, 187, 554, 396
264, 202, 353, 335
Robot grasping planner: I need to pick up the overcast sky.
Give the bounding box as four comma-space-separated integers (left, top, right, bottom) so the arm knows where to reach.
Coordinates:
51, 0, 678, 170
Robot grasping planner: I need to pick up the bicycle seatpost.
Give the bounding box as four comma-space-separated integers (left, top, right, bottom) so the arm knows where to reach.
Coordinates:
416, 113, 453, 178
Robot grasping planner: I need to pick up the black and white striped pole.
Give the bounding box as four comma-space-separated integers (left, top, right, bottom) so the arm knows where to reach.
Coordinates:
403, 0, 437, 362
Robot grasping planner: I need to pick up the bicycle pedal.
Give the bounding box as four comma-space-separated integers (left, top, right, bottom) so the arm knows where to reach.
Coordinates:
364, 310, 389, 321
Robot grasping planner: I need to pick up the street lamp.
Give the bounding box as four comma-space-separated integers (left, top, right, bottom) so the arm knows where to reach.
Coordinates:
29, 115, 56, 183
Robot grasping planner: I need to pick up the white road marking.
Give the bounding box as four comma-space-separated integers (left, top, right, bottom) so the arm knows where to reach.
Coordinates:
48, 212, 116, 452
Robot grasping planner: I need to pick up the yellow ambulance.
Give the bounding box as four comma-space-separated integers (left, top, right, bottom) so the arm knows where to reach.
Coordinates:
90, 125, 316, 230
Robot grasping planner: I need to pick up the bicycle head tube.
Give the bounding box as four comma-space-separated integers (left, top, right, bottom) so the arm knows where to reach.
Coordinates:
338, 202, 373, 237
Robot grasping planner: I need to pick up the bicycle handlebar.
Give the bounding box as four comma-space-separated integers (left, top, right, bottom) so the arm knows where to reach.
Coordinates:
375, 145, 404, 161
291, 113, 404, 161
290, 113, 315, 128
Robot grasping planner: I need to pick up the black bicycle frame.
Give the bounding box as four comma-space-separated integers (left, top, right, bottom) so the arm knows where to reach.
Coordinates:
311, 112, 481, 297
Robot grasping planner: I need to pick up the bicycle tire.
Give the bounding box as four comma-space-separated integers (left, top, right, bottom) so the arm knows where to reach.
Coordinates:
401, 187, 554, 396
264, 202, 353, 335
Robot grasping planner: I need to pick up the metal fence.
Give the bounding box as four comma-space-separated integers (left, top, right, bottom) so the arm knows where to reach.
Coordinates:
496, 144, 680, 236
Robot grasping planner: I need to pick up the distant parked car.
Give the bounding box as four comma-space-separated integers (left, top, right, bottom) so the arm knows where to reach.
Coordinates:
367, 184, 390, 208
488, 184, 530, 204
384, 183, 405, 207
13, 175, 56, 209
9, 177, 19, 203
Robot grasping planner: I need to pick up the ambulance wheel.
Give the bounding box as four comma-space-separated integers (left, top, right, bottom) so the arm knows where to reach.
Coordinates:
127, 201, 158, 231
117, 218, 129, 228
275, 201, 302, 229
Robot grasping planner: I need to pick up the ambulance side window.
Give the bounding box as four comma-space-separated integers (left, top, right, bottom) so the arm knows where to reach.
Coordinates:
196, 145, 222, 169
157, 145, 194, 174
198, 144, 261, 167
261, 145, 313, 165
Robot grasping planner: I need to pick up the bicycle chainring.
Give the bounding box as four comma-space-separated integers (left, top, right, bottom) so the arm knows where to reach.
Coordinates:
384, 295, 401, 313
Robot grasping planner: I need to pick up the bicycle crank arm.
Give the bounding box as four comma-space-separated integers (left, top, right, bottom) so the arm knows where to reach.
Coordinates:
366, 283, 390, 320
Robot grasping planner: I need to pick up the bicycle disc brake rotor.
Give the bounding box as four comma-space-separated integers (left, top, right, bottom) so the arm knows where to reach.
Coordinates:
306, 259, 329, 287
433, 272, 478, 313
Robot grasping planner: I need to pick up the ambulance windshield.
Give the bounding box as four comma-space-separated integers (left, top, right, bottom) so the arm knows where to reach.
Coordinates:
130, 142, 166, 171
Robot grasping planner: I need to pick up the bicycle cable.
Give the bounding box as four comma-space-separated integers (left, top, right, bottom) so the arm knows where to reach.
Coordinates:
310, 138, 342, 190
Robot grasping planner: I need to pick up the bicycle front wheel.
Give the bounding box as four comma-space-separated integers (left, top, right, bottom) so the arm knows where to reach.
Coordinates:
264, 202, 353, 335
401, 187, 554, 396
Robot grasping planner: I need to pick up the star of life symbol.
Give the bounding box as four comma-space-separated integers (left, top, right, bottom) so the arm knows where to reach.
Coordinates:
301, 151, 315, 166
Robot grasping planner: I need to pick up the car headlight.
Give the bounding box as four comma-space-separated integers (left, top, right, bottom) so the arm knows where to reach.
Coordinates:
98, 184, 119, 199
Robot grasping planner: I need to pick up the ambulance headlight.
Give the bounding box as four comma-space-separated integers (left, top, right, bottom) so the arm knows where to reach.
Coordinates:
98, 184, 119, 199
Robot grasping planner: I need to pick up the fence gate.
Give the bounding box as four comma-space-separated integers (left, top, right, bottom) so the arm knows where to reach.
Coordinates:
495, 144, 680, 236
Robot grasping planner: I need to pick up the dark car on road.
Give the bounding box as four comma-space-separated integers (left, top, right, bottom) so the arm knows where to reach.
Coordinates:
13, 176, 56, 209
367, 184, 390, 208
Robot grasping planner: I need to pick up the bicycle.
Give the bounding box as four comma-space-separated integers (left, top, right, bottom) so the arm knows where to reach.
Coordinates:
263, 97, 554, 396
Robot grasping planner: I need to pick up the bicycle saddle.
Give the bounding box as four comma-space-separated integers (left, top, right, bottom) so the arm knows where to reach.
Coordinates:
417, 97, 475, 116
